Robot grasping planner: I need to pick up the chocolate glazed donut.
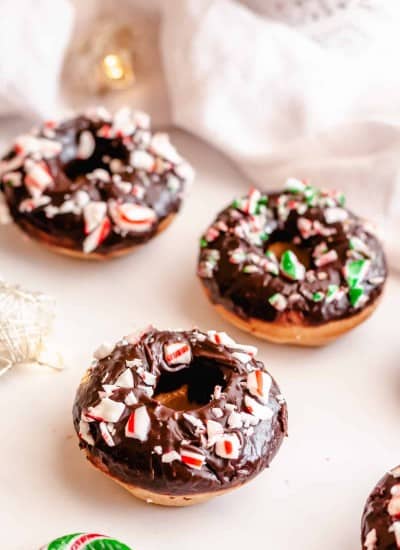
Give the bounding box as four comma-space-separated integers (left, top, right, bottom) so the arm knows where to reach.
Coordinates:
0, 107, 194, 260
197, 179, 387, 346
361, 466, 400, 549
73, 327, 288, 506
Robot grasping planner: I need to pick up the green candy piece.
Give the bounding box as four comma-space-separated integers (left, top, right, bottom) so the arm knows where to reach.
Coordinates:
200, 237, 208, 248
304, 185, 318, 206
326, 284, 339, 303
338, 192, 346, 206
41, 533, 132, 550
345, 259, 369, 288
280, 250, 305, 281
349, 286, 365, 308
285, 178, 305, 194
231, 198, 241, 209
312, 292, 324, 302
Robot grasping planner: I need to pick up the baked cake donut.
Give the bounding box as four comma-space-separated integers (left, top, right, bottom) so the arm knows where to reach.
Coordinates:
40, 533, 131, 549
0, 107, 193, 259
197, 179, 387, 346
361, 465, 400, 549
73, 327, 287, 506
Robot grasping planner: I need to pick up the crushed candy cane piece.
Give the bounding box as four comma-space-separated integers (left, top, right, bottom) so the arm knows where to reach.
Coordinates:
24, 160, 53, 198
125, 391, 138, 406
83, 217, 111, 254
77, 131, 95, 159
324, 207, 348, 224
280, 250, 305, 281
125, 406, 151, 442
315, 250, 338, 267
164, 341, 192, 365
232, 351, 252, 364
247, 370, 272, 401
115, 368, 134, 388
206, 419, 224, 446
109, 201, 156, 233
245, 395, 274, 421
87, 397, 125, 423
180, 448, 205, 470
83, 202, 107, 234
99, 422, 115, 447
228, 411, 243, 429
79, 419, 94, 445
162, 450, 181, 464
285, 177, 305, 194
269, 293, 287, 311
215, 433, 241, 459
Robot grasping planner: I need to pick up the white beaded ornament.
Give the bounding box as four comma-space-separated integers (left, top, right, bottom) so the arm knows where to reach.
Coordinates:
0, 281, 62, 376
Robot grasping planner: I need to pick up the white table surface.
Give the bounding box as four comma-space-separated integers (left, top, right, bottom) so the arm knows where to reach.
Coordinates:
0, 129, 399, 550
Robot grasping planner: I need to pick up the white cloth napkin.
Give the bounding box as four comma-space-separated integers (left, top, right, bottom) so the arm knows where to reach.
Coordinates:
161, 0, 400, 268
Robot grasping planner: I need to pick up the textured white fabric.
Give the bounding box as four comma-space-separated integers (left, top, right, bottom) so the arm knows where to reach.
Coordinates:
0, 0, 73, 117
161, 0, 400, 267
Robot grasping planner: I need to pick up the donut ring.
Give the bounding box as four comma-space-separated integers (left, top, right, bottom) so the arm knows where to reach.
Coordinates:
361, 465, 400, 549
197, 179, 387, 346
1, 107, 194, 260
73, 327, 287, 507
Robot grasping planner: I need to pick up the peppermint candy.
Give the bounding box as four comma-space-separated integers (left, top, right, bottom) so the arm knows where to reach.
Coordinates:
150, 133, 182, 164
24, 160, 53, 198
109, 201, 156, 233
247, 370, 272, 402
130, 150, 155, 171
85, 218, 111, 253
77, 131, 95, 159
99, 422, 115, 447
207, 330, 236, 347
285, 177, 305, 194
280, 250, 305, 281
314, 250, 338, 267
125, 391, 138, 406
206, 419, 224, 446
180, 447, 205, 470
215, 433, 241, 459
83, 202, 107, 234
268, 293, 287, 312
161, 450, 181, 464
19, 195, 51, 213
115, 368, 134, 388
78, 419, 95, 446
245, 395, 274, 421
324, 207, 348, 224
125, 406, 151, 442
40, 532, 131, 550
164, 341, 192, 365
87, 397, 125, 423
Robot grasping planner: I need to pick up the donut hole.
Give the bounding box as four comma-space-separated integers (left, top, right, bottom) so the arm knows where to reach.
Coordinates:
154, 359, 227, 411
267, 241, 310, 269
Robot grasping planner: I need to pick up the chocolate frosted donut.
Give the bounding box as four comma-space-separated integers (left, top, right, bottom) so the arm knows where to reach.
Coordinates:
361, 466, 400, 549
197, 179, 387, 346
73, 327, 287, 506
1, 107, 194, 259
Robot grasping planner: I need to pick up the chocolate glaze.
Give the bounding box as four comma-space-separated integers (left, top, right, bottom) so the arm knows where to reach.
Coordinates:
1, 107, 193, 256
198, 185, 387, 326
361, 466, 400, 549
73, 328, 288, 496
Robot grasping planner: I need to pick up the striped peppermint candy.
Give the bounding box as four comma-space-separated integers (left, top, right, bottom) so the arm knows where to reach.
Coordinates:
109, 201, 156, 233
19, 195, 51, 213
207, 330, 236, 347
83, 217, 111, 254
245, 395, 274, 421
125, 406, 151, 442
24, 160, 53, 198
86, 397, 125, 423
215, 433, 241, 459
164, 341, 192, 365
99, 422, 115, 447
180, 447, 205, 470
78, 419, 94, 446
314, 249, 338, 267
83, 202, 107, 235
161, 450, 181, 464
40, 532, 131, 549
247, 370, 272, 402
